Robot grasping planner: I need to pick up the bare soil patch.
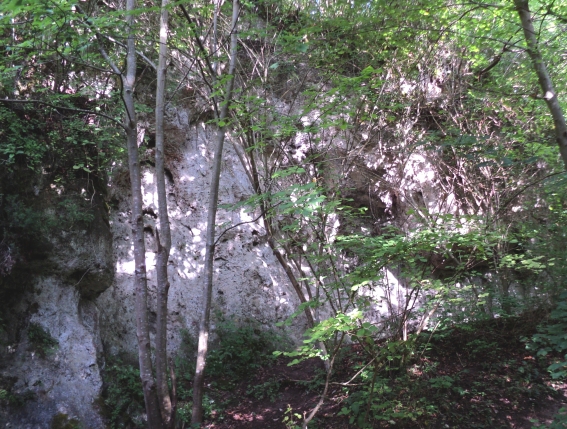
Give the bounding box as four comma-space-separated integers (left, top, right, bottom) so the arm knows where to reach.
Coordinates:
199, 314, 567, 428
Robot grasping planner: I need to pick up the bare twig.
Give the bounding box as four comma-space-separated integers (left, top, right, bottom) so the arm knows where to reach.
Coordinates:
214, 202, 282, 246
0, 98, 125, 129
98, 33, 157, 71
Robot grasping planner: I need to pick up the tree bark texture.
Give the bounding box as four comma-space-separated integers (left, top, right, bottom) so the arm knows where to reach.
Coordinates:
241, 138, 316, 328
234, 133, 331, 370
514, 0, 567, 169
191, 0, 240, 425
154, 0, 174, 426
123, 0, 163, 427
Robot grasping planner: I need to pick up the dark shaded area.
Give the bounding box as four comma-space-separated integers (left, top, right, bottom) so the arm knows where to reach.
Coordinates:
199, 312, 566, 428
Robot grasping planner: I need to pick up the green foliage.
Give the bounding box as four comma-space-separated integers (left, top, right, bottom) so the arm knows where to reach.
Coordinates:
465, 339, 500, 360
100, 360, 145, 429
0, 107, 46, 169
171, 321, 291, 424
175, 394, 222, 427
532, 407, 567, 429
103, 322, 288, 429
27, 322, 58, 357
282, 404, 302, 429
103, 349, 227, 428
246, 377, 281, 402
207, 316, 287, 384
51, 413, 81, 429
337, 374, 438, 428
0, 0, 123, 184
333, 314, 555, 428
428, 375, 454, 389
2, 194, 52, 239
528, 292, 567, 379
58, 197, 95, 229
174, 329, 197, 383
0, 105, 121, 179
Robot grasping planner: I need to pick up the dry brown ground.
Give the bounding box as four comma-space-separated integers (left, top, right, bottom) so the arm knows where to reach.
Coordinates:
198, 314, 567, 429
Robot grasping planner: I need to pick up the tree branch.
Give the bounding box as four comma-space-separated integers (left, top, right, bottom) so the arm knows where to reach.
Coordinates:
514, 0, 567, 169
493, 171, 565, 219
98, 33, 157, 71
214, 202, 282, 246
0, 98, 125, 130
178, 4, 220, 117
73, 4, 122, 75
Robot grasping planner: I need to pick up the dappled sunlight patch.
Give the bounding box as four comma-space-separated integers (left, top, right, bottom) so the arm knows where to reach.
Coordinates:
229, 411, 265, 421
116, 259, 135, 274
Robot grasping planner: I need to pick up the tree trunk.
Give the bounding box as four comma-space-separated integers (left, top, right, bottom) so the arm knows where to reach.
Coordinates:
514, 0, 567, 169
123, 0, 162, 427
191, 0, 240, 425
155, 0, 174, 427
241, 137, 316, 328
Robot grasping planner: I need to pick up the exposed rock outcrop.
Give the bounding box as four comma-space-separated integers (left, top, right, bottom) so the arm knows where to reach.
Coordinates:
97, 108, 302, 359
0, 182, 112, 429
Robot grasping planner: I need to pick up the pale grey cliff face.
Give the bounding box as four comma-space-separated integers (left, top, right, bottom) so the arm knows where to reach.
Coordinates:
2, 283, 105, 429
0, 196, 112, 429
97, 107, 305, 359
0, 103, 305, 428
0, 98, 447, 428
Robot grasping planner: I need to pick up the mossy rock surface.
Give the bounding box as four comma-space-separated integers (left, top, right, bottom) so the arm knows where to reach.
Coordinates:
51, 413, 81, 429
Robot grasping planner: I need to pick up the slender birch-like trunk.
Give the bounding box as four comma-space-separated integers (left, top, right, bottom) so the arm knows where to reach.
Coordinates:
123, 0, 162, 426
236, 133, 331, 371
154, 0, 174, 426
86, 0, 163, 424
191, 0, 240, 424
514, 0, 567, 169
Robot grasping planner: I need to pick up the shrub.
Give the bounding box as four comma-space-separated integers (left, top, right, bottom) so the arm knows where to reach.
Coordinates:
528, 291, 567, 379
27, 323, 58, 357
100, 360, 145, 429
207, 316, 288, 383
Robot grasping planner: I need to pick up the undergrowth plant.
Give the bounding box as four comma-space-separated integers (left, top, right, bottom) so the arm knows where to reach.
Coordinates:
527, 287, 567, 429
273, 202, 559, 427
282, 404, 302, 429
99, 317, 292, 427
27, 323, 58, 358
101, 359, 145, 429
333, 316, 555, 428
528, 291, 567, 379
246, 377, 282, 402
207, 315, 289, 386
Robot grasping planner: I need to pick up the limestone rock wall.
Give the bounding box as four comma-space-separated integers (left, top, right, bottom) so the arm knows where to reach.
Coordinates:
0, 194, 113, 429
96, 109, 304, 360
0, 103, 303, 428
0, 98, 448, 428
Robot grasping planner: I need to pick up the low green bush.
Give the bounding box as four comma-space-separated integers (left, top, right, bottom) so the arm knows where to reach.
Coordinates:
206, 315, 289, 384
27, 323, 58, 357
528, 291, 567, 379
101, 319, 289, 427
100, 359, 145, 429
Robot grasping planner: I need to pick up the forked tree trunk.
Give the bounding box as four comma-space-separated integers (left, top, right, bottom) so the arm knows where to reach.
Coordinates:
88, 0, 163, 424
123, 0, 162, 426
191, 0, 240, 425
154, 0, 174, 426
514, 0, 567, 169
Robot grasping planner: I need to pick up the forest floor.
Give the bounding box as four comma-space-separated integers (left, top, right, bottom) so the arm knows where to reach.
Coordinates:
199, 312, 567, 429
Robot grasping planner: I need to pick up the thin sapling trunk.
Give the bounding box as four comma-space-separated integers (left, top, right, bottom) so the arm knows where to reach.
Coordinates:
155, 0, 175, 426
514, 0, 567, 169
191, 0, 240, 425
124, 0, 162, 426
